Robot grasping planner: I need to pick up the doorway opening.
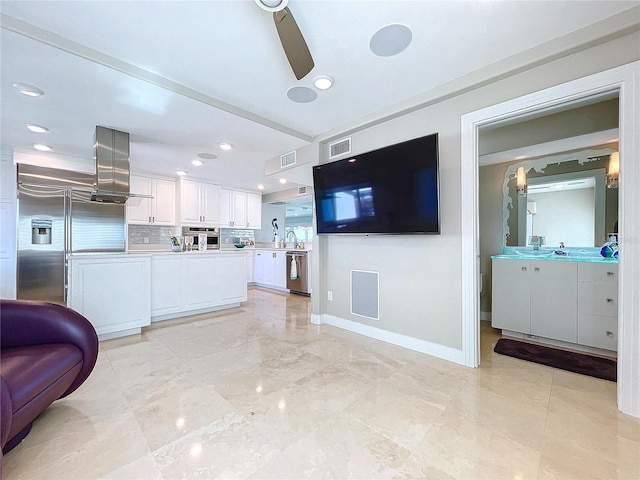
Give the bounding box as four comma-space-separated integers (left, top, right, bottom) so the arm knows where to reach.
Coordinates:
460, 62, 640, 418
477, 95, 619, 366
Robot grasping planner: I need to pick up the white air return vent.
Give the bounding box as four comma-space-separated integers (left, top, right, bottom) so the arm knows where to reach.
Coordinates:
281, 151, 296, 168
329, 137, 351, 159
298, 186, 308, 195
350, 270, 379, 320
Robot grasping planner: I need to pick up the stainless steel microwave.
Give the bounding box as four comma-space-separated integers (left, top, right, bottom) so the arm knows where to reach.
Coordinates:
181, 227, 220, 250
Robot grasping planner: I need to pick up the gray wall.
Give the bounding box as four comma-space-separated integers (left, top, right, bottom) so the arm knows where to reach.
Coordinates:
479, 98, 619, 155
315, 30, 639, 350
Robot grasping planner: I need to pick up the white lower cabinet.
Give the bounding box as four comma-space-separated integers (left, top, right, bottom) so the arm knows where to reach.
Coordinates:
150, 255, 183, 315
493, 258, 577, 342
491, 258, 531, 334
254, 249, 287, 290
492, 257, 618, 352
246, 251, 254, 283
577, 263, 618, 351
68, 255, 151, 338
184, 255, 220, 310
216, 254, 247, 304
151, 252, 247, 318
68, 252, 247, 338
529, 260, 577, 343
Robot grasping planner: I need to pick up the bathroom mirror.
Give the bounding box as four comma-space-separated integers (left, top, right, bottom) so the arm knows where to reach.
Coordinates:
503, 147, 618, 248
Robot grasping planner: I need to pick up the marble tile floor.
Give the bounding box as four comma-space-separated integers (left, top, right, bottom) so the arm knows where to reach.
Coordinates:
3, 288, 639, 479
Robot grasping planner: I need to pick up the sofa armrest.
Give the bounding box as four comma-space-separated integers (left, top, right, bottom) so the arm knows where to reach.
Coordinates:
0, 376, 11, 448
0, 300, 98, 397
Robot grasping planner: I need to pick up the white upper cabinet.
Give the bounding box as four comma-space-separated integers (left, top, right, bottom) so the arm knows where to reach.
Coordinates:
247, 193, 262, 229
232, 190, 247, 227
219, 188, 232, 227
127, 175, 176, 226
178, 179, 220, 226
201, 182, 220, 225
220, 188, 262, 229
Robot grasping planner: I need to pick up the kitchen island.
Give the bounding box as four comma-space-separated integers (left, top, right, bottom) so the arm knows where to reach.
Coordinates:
67, 250, 247, 340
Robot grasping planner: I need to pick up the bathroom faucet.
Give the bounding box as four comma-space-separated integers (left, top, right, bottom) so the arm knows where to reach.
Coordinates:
529, 235, 545, 251
286, 230, 299, 249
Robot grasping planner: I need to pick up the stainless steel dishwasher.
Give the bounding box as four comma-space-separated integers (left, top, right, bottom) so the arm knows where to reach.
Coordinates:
286, 251, 309, 295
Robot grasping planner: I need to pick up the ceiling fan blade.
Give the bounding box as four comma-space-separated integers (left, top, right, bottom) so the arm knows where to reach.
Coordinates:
273, 7, 314, 80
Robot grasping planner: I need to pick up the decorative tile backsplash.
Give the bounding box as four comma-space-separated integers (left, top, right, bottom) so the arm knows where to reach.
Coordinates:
220, 228, 255, 247
128, 225, 175, 247
128, 225, 256, 250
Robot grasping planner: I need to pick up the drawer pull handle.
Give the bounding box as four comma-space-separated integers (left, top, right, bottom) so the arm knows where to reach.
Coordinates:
606, 331, 614, 337
521, 267, 527, 271
534, 267, 540, 272
607, 272, 614, 276
606, 298, 614, 303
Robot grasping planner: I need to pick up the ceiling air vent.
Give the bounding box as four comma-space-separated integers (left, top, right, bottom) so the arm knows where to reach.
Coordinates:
329, 137, 351, 159
298, 186, 308, 195
281, 151, 296, 168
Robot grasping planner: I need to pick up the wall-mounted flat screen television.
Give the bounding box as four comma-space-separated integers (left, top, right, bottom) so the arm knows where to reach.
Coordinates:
313, 133, 440, 235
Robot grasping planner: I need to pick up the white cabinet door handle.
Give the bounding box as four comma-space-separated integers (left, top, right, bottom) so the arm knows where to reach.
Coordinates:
606, 298, 614, 303
606, 331, 614, 337
607, 272, 615, 276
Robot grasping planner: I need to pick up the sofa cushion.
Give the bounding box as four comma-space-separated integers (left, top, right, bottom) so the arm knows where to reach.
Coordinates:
0, 344, 83, 413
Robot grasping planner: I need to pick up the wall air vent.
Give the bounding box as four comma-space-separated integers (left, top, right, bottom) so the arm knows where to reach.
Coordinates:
298, 186, 308, 195
281, 151, 296, 168
329, 137, 351, 159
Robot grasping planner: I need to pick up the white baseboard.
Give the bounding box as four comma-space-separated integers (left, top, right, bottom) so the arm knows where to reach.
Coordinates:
316, 314, 465, 365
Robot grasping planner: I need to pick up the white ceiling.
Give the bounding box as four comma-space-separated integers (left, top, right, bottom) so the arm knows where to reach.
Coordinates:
1, 1, 637, 193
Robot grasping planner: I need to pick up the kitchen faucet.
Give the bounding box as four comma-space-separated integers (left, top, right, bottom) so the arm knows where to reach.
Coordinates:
286, 230, 299, 249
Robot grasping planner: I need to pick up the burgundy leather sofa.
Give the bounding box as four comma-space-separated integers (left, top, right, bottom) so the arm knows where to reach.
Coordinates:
0, 300, 98, 463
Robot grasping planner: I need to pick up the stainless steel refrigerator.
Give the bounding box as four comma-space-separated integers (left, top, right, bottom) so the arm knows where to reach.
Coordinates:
17, 164, 126, 304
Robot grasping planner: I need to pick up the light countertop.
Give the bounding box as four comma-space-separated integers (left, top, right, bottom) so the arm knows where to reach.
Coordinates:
491, 254, 618, 263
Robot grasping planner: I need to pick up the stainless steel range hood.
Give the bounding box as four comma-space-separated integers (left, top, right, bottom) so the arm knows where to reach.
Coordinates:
91, 126, 134, 203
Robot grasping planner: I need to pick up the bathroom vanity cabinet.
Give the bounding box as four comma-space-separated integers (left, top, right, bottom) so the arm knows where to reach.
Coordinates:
577, 263, 618, 351
492, 258, 577, 342
492, 257, 618, 353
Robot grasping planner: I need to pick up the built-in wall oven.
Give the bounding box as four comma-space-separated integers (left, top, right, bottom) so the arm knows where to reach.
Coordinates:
181, 227, 220, 250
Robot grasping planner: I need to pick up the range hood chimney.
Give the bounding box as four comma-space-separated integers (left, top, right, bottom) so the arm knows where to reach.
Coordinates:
91, 126, 131, 203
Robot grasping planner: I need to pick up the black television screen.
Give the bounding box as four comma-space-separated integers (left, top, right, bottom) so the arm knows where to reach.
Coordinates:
312, 133, 440, 235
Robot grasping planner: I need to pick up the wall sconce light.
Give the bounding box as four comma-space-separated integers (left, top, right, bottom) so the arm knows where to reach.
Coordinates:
607, 152, 619, 189
516, 166, 527, 196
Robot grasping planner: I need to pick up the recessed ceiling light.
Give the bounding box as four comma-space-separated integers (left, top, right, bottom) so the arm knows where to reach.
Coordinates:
279, 178, 287, 184
287, 86, 317, 103
191, 159, 204, 166
33, 144, 52, 152
257, 184, 265, 190
26, 124, 49, 133
13, 83, 44, 97
219, 142, 234, 151
313, 75, 334, 90
197, 152, 217, 160
176, 170, 187, 176
254, 0, 288, 12
369, 24, 412, 57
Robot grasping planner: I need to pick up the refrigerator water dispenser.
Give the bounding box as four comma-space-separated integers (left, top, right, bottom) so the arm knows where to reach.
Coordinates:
32, 219, 52, 244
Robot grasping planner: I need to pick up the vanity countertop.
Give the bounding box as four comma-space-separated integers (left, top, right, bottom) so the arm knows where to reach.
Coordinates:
492, 253, 618, 263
